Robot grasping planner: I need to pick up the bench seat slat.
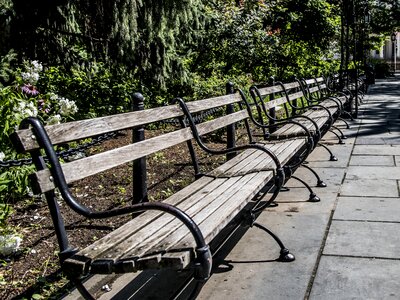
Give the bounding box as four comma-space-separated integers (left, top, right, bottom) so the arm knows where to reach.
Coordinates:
116, 175, 255, 261
64, 137, 306, 275
168, 172, 275, 253
102, 177, 241, 260
160, 139, 306, 253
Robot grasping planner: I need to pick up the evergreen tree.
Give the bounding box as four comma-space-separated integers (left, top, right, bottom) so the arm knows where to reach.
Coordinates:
2, 0, 204, 87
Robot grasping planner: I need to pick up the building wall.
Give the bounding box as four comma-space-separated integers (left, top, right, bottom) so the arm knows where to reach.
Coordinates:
370, 32, 399, 60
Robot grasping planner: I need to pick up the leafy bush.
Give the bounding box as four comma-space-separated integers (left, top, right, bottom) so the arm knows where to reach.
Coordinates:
39, 62, 140, 117
0, 55, 78, 234
372, 60, 391, 78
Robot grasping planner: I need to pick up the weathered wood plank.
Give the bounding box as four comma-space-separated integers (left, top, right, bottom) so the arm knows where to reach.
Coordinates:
283, 82, 300, 90
99, 176, 245, 264
63, 176, 215, 275
166, 171, 274, 252
33, 110, 250, 193
13, 93, 242, 152
256, 85, 285, 96
13, 105, 183, 152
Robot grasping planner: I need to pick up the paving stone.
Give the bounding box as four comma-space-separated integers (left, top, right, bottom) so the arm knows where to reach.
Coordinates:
345, 166, 400, 180
352, 145, 400, 155
355, 137, 387, 144
340, 179, 398, 197
310, 256, 400, 300
197, 213, 329, 300
323, 220, 400, 258
333, 196, 400, 222
349, 155, 394, 166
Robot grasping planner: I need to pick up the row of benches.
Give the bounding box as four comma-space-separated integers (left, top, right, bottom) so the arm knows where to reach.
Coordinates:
11, 75, 363, 299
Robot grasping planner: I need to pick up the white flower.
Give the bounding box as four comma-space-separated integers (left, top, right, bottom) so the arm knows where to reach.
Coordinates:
0, 152, 5, 161
49, 93, 58, 101
0, 234, 22, 256
47, 114, 62, 125
59, 98, 78, 116
14, 101, 38, 117
21, 60, 43, 85
21, 71, 40, 85
31, 60, 43, 73
25, 102, 38, 117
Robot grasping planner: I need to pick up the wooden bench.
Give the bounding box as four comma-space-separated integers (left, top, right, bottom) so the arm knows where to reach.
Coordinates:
247, 78, 349, 157
11, 90, 316, 299
242, 77, 355, 200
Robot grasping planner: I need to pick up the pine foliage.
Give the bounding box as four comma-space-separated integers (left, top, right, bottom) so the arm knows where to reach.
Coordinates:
1, 0, 204, 87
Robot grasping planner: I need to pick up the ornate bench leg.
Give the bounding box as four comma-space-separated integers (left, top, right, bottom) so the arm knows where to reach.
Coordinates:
328, 129, 345, 144
252, 222, 295, 262
301, 164, 327, 187
338, 117, 350, 129
317, 143, 338, 161
290, 175, 320, 202
331, 125, 347, 139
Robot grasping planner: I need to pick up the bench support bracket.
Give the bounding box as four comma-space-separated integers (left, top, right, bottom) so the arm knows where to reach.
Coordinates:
252, 222, 295, 262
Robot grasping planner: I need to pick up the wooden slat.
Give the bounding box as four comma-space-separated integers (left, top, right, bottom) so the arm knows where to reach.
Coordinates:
262, 95, 288, 109
288, 91, 305, 102
165, 171, 274, 252
256, 85, 284, 96
308, 86, 319, 93
14, 93, 242, 152
185, 93, 242, 112
283, 82, 300, 90
63, 176, 214, 274
33, 110, 250, 193
304, 78, 316, 84
14, 105, 182, 152
134, 139, 306, 257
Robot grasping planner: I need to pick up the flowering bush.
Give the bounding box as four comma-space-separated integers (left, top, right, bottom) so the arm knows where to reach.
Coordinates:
0, 57, 78, 235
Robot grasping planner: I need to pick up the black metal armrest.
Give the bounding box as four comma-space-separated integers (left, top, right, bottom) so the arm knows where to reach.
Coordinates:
173, 97, 284, 173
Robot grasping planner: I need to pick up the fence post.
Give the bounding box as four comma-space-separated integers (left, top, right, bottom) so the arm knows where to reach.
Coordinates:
132, 92, 148, 204
269, 77, 277, 134
226, 82, 236, 161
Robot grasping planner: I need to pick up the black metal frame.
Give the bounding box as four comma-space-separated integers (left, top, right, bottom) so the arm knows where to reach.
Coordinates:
19, 117, 213, 299
173, 97, 296, 263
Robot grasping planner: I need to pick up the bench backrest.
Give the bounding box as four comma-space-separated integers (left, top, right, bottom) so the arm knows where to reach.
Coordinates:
11, 92, 250, 195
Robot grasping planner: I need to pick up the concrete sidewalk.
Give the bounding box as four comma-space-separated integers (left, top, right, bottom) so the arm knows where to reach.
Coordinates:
65, 76, 400, 300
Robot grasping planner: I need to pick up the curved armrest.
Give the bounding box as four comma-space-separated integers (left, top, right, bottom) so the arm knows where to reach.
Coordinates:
284, 115, 321, 140
173, 97, 283, 172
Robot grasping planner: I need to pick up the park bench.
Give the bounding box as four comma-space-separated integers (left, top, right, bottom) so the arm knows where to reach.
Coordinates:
247, 77, 353, 154
244, 77, 355, 199
11, 89, 318, 299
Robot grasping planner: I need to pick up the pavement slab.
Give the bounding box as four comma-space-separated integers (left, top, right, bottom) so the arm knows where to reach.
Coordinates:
310, 256, 400, 300
340, 178, 399, 197
345, 166, 400, 180
333, 196, 400, 222
323, 220, 400, 259
352, 145, 400, 156
349, 155, 395, 166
